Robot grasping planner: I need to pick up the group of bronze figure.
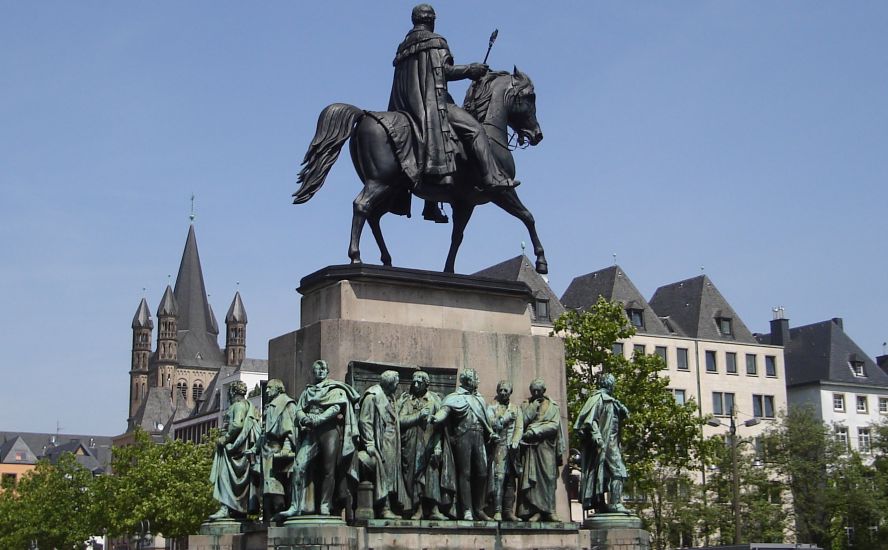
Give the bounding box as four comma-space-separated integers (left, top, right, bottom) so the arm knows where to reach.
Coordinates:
208, 362, 630, 524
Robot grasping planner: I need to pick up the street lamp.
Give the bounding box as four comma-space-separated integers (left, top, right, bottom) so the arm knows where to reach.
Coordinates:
707, 413, 760, 544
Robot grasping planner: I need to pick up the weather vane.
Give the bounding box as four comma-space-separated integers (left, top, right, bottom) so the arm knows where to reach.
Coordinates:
190, 193, 196, 222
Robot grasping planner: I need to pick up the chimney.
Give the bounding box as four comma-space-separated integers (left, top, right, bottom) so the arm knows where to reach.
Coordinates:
769, 307, 790, 346
877, 342, 888, 373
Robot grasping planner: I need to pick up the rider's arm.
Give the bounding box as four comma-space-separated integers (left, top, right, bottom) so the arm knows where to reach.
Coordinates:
444, 56, 488, 82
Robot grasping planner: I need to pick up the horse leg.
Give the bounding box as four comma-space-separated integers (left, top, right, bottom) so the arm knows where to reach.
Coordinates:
491, 190, 548, 274
444, 203, 475, 273
367, 213, 392, 267
349, 180, 390, 265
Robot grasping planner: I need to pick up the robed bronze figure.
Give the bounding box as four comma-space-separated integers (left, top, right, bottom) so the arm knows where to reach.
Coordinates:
431, 368, 497, 520
397, 371, 456, 520
282, 360, 361, 518
208, 381, 261, 521
516, 378, 564, 522
249, 378, 297, 522
574, 374, 630, 514
357, 370, 409, 519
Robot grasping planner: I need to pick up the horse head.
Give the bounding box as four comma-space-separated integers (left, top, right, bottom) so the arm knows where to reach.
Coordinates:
506, 66, 543, 147
464, 68, 543, 148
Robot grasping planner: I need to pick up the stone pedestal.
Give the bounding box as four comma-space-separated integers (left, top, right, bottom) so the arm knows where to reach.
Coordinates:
190, 521, 267, 550
269, 264, 571, 520
581, 527, 651, 550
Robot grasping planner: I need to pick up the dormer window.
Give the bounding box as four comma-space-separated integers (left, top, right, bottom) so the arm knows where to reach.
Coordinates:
627, 308, 644, 330
716, 316, 733, 336
535, 298, 550, 322
849, 354, 866, 377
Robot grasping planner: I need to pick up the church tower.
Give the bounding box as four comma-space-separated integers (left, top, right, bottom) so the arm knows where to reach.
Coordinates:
155, 284, 179, 391
225, 291, 247, 367
129, 298, 153, 423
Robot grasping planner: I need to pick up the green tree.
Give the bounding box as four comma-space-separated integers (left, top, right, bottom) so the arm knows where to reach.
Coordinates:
0, 453, 98, 549
96, 429, 216, 540
554, 297, 712, 548
703, 433, 787, 545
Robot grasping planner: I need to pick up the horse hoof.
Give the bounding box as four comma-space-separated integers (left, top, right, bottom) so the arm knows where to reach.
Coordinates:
350, 258, 362, 265
536, 259, 548, 274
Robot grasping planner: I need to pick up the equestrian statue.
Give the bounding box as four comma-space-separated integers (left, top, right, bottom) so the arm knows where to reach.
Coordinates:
292, 3, 548, 274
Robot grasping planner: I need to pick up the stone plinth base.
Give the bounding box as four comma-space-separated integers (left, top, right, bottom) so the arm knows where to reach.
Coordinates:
582, 526, 650, 550
583, 513, 644, 530
191, 521, 266, 550
194, 520, 652, 549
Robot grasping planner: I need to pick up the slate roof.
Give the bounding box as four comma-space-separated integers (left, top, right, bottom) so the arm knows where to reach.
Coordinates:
240, 358, 268, 373
131, 298, 153, 329
130, 386, 191, 433
472, 255, 565, 323
648, 275, 756, 343
768, 318, 888, 388
0, 431, 113, 473
157, 285, 178, 317
560, 265, 671, 336
226, 291, 248, 324
172, 225, 225, 367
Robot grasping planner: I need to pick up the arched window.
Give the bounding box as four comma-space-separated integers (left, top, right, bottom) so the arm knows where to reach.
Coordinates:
176, 380, 188, 398
193, 382, 204, 401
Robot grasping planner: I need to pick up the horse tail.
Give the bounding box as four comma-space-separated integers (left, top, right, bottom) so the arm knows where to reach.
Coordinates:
292, 103, 364, 205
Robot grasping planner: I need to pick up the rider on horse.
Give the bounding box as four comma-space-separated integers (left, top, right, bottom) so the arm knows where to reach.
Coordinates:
389, 4, 520, 223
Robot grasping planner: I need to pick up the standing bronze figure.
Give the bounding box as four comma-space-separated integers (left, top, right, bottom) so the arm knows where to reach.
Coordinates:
487, 380, 523, 522
292, 4, 547, 275
516, 378, 563, 522
574, 374, 630, 514
208, 381, 262, 521
431, 368, 498, 520
357, 370, 409, 519
249, 378, 297, 523
397, 371, 455, 520
282, 360, 361, 518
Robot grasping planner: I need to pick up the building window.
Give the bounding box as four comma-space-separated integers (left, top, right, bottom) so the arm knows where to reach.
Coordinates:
14, 451, 26, 462
193, 382, 204, 401
726, 352, 738, 374
612, 342, 624, 357
835, 426, 849, 449
177, 381, 188, 398
713, 392, 735, 417
746, 354, 758, 375
1, 473, 15, 487
705, 350, 717, 373
655, 346, 668, 369
627, 308, 644, 330
672, 389, 686, 405
752, 394, 776, 419
880, 398, 888, 414
676, 348, 689, 371
858, 428, 872, 453
850, 360, 866, 377
535, 299, 550, 322
765, 355, 777, 377
633, 344, 646, 357
716, 317, 733, 336
856, 395, 868, 413
834, 393, 846, 412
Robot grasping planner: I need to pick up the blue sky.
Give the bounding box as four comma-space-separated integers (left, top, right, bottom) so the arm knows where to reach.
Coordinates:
2, 2, 886, 435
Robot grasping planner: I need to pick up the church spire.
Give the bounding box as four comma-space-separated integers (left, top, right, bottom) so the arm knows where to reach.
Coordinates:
225, 291, 248, 367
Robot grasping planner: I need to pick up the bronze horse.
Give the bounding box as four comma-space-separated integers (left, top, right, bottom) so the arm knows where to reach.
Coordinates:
292, 67, 547, 274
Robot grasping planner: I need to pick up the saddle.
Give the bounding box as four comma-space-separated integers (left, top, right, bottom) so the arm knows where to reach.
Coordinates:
365, 110, 466, 217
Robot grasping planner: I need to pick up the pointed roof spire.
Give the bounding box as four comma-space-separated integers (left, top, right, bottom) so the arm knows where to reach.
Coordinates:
132, 298, 154, 329
170, 224, 225, 366
226, 291, 248, 324
173, 225, 217, 336
157, 285, 178, 317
